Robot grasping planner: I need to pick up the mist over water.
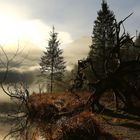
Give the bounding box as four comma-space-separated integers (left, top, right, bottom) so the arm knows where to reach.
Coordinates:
0, 84, 45, 139
0, 84, 44, 102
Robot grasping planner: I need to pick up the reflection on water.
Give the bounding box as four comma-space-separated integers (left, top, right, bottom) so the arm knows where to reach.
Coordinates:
0, 112, 66, 140
0, 122, 12, 139
0, 84, 46, 140
0, 113, 45, 140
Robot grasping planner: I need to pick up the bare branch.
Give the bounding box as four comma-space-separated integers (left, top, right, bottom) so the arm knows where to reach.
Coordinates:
121, 13, 133, 23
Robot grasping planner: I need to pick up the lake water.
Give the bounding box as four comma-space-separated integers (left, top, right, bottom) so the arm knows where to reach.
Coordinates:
0, 84, 43, 102
0, 112, 67, 140
0, 121, 12, 139
0, 84, 47, 140
0, 116, 45, 140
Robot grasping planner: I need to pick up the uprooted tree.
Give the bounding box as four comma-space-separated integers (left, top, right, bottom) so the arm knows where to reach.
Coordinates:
71, 13, 140, 111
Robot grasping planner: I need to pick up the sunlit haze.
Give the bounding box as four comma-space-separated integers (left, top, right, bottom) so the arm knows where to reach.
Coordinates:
0, 3, 72, 51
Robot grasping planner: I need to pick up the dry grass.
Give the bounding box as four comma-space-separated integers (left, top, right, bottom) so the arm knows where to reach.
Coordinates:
27, 92, 120, 140
35, 111, 118, 140
27, 92, 91, 120
58, 111, 118, 140
26, 91, 140, 140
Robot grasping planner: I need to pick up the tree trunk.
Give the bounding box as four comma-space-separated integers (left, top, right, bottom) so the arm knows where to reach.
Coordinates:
50, 57, 54, 93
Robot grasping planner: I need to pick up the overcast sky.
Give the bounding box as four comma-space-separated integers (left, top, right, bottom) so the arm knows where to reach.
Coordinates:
0, 0, 140, 43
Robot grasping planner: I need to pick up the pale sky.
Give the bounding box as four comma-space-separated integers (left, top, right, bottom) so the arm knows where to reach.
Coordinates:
0, 0, 140, 45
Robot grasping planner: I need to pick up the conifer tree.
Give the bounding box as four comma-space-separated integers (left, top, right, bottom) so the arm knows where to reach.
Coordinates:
89, 0, 116, 76
40, 27, 65, 93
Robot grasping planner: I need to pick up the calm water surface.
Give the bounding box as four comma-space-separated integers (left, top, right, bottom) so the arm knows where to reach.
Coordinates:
0, 118, 45, 140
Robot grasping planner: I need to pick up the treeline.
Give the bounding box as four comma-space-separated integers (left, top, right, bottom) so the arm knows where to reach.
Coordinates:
0, 102, 18, 113
0, 70, 35, 85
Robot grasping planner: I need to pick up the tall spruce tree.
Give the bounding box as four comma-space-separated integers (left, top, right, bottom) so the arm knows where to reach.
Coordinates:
89, 0, 116, 77
40, 27, 65, 93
